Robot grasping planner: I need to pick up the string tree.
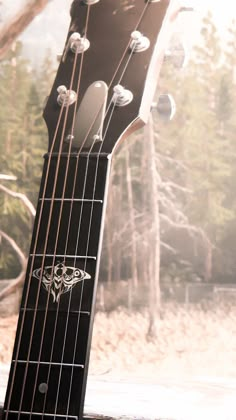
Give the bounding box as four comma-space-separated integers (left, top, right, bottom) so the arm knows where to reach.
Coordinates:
68, 80, 108, 149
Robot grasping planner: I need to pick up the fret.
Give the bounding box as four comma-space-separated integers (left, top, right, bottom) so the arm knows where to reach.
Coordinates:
4, 363, 83, 416
14, 310, 90, 365
29, 254, 97, 260
39, 155, 109, 201
45, 152, 111, 159
12, 361, 84, 369
20, 308, 91, 316
39, 198, 103, 203
4, 411, 78, 420
31, 200, 103, 257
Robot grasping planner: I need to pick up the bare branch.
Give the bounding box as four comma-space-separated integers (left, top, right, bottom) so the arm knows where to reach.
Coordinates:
0, 174, 17, 181
0, 230, 27, 301
0, 271, 25, 301
160, 241, 177, 254
0, 0, 50, 59
0, 184, 36, 217
159, 194, 189, 224
0, 230, 26, 267
161, 181, 192, 194
155, 151, 188, 171
160, 213, 206, 237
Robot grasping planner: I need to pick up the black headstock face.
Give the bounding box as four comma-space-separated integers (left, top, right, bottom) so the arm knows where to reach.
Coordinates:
43, 0, 180, 155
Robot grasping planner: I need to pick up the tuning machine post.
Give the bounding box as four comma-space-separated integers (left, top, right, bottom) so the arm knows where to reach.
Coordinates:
62, 32, 90, 62
57, 86, 77, 107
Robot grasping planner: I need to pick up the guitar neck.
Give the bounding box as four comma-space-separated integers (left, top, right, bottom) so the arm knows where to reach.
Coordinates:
3, 152, 112, 420
3, 0, 184, 418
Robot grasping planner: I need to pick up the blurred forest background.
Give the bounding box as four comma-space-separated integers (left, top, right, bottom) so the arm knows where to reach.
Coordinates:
1, 1, 236, 380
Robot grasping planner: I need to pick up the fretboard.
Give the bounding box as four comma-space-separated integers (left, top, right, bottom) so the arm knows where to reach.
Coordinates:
3, 152, 111, 420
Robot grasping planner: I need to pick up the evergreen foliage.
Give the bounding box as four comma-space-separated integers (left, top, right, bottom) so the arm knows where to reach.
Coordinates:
1, 14, 236, 285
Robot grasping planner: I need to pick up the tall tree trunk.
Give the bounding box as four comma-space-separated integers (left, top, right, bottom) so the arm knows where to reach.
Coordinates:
125, 144, 138, 289
0, 0, 50, 59
145, 114, 161, 339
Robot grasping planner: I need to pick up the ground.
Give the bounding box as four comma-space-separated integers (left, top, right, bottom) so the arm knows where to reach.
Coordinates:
1, 300, 236, 380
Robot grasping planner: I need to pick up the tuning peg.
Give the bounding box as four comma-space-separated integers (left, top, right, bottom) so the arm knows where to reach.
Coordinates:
152, 94, 176, 122
164, 39, 188, 69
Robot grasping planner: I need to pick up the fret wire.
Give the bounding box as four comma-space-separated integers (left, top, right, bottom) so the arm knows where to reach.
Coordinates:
39, 198, 103, 203
20, 308, 91, 316
12, 360, 84, 368
30, 254, 97, 260
44, 152, 111, 159
5, 411, 78, 419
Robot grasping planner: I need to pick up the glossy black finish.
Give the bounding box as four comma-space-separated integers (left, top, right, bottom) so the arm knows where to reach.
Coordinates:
3, 155, 111, 420
44, 0, 170, 154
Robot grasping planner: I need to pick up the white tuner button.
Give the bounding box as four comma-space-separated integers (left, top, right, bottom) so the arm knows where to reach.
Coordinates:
69, 33, 90, 54
112, 85, 133, 107
83, 0, 100, 4
130, 31, 150, 53
153, 94, 176, 121
57, 86, 77, 107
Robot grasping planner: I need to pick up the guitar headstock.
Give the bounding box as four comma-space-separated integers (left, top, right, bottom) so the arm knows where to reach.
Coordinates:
43, 0, 185, 155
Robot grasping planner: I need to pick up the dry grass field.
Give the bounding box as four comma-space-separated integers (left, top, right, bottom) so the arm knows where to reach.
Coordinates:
1, 300, 236, 381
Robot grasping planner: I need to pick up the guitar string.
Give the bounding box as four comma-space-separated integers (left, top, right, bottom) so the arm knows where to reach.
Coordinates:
44, 2, 152, 417
49, 4, 152, 419
17, 44, 81, 420
4, 8, 90, 419
6, 0, 153, 416
3, 100, 66, 420
28, 7, 92, 418
27, 51, 83, 420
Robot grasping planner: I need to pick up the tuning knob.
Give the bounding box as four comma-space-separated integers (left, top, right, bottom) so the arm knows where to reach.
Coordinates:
164, 39, 188, 69
152, 94, 176, 121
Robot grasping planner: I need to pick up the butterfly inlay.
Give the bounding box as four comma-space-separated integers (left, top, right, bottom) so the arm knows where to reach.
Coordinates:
33, 263, 91, 303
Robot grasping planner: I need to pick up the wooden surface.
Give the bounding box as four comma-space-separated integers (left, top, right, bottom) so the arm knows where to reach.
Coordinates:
1, 365, 236, 420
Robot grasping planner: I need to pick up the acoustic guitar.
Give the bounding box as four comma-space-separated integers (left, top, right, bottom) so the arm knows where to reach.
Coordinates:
1, 1, 184, 419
